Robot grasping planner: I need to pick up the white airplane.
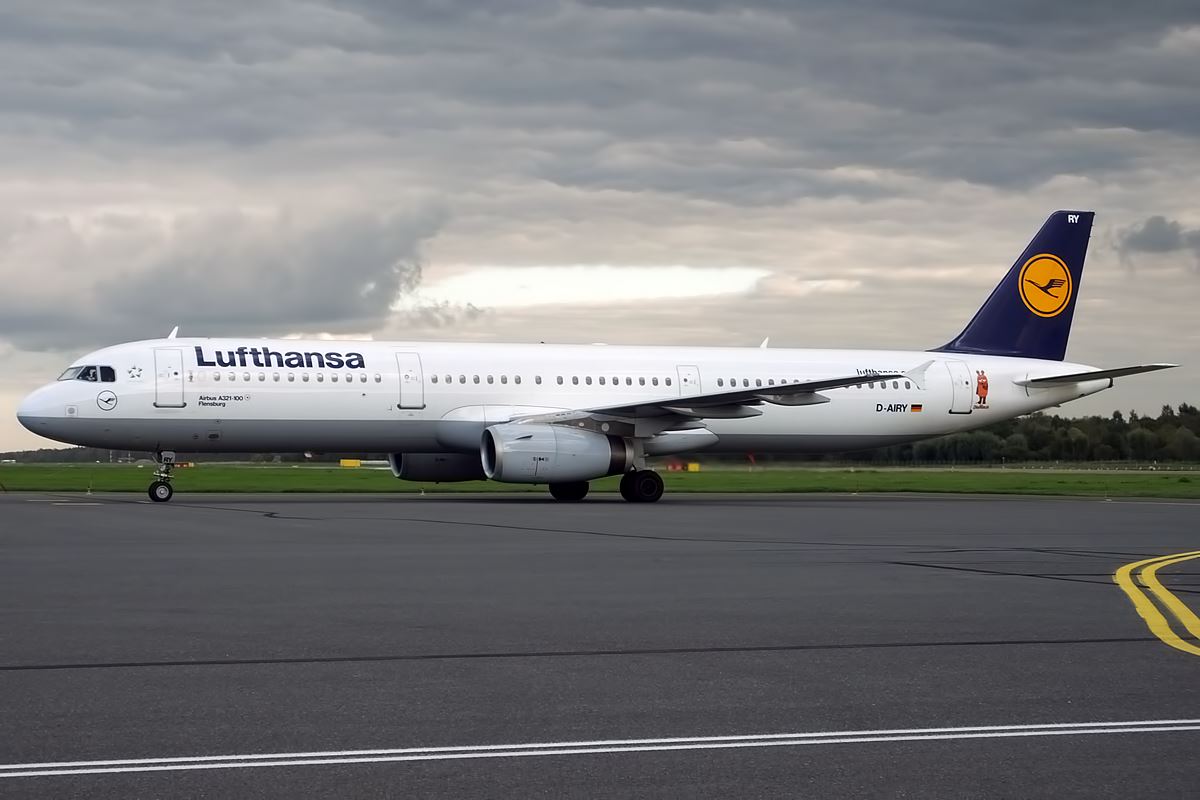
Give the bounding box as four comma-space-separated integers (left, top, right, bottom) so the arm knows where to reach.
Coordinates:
16, 210, 1175, 503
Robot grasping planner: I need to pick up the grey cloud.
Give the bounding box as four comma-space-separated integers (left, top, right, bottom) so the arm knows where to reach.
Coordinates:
1115, 215, 1200, 270
0, 206, 446, 349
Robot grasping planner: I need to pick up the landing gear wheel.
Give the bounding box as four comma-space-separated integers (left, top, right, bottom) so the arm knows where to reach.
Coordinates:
623, 470, 664, 503
549, 481, 590, 502
148, 481, 174, 503
619, 472, 637, 502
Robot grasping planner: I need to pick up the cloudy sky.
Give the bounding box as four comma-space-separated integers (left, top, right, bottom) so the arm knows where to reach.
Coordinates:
2, 1, 1198, 449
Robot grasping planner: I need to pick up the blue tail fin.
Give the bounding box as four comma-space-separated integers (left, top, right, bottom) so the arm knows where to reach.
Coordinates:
935, 210, 1093, 361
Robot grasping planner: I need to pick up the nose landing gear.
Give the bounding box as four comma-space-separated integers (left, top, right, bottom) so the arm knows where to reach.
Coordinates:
148, 451, 176, 502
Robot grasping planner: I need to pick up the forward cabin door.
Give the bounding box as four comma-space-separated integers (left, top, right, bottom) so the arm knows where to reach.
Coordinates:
676, 365, 701, 396
945, 359, 973, 415
153, 348, 186, 408
395, 352, 425, 409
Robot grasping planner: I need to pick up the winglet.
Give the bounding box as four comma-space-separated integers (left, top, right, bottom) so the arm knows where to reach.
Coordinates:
905, 359, 935, 391
167, 326, 179, 340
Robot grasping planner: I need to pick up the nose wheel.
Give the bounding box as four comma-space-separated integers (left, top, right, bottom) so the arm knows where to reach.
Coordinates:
619, 470, 664, 503
148, 451, 176, 503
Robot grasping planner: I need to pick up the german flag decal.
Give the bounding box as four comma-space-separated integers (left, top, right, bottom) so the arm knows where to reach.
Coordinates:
911, 404, 923, 413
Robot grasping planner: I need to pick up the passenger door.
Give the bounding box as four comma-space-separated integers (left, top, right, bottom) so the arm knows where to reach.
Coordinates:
944, 359, 973, 414
395, 352, 425, 409
153, 348, 186, 408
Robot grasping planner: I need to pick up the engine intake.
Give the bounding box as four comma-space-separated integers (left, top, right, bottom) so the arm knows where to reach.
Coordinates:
388, 452, 486, 482
482, 423, 632, 484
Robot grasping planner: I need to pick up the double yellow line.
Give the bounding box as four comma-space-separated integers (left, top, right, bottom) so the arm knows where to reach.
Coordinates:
1114, 551, 1200, 657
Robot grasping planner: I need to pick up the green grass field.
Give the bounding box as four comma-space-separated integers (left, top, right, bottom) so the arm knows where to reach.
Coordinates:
1, 464, 1198, 498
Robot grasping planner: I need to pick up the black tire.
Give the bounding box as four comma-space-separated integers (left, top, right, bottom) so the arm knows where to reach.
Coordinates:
549, 481, 589, 502
148, 481, 174, 503
627, 470, 664, 503
619, 472, 638, 502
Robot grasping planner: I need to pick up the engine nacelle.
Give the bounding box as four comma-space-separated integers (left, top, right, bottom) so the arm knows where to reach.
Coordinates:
482, 423, 633, 484
388, 452, 487, 482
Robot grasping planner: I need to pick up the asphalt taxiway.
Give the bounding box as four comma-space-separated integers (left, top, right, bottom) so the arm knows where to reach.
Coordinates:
1, 492, 1198, 798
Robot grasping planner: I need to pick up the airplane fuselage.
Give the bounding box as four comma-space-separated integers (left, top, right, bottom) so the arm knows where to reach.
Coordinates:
17, 337, 1110, 456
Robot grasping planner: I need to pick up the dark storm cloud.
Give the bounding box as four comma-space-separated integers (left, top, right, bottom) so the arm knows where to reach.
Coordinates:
1115, 215, 1200, 270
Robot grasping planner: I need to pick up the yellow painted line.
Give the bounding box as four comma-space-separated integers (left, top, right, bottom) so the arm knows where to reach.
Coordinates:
1114, 551, 1200, 657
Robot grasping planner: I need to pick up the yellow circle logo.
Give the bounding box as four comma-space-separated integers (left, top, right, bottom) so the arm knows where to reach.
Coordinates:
1018, 253, 1072, 317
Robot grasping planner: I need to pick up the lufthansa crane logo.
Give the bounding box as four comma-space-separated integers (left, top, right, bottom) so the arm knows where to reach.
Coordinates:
1018, 253, 1072, 318
96, 391, 118, 411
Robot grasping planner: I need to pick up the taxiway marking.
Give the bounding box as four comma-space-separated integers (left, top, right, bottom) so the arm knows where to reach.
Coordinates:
1114, 550, 1200, 657
2, 719, 1199, 778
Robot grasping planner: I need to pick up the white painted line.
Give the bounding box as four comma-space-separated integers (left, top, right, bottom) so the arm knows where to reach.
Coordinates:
2, 719, 1198, 778
51, 502, 102, 506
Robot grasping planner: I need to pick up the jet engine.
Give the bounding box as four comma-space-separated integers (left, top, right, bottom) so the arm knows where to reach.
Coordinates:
482, 423, 633, 483
388, 452, 487, 482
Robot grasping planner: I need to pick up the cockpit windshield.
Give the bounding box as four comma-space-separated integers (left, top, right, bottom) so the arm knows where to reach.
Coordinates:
57, 365, 115, 382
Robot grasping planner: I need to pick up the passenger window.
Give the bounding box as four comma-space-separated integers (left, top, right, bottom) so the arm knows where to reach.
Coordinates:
227, 372, 236, 381
612, 376, 618, 385
272, 373, 279, 382
360, 374, 367, 383
557, 376, 564, 385
905, 380, 911, 389
742, 378, 749, 387
651, 377, 659, 386
100, 366, 116, 382
473, 375, 480, 384
501, 375, 508, 384
214, 372, 221, 382
487, 375, 494, 384
375, 374, 382, 383
459, 375, 466, 383
638, 377, 646, 386
302, 374, 310, 382
443, 374, 450, 384
317, 374, 324, 383
755, 378, 762, 387
717, 378, 724, 387
534, 376, 541, 385
331, 374, 339, 382
288, 373, 295, 382
893, 381, 899, 389
585, 376, 592, 385
625, 377, 632, 386
258, 373, 265, 382
665, 377, 672, 386
598, 377, 605, 385
431, 375, 438, 384
572, 376, 579, 385
768, 379, 775, 386
514, 376, 522, 385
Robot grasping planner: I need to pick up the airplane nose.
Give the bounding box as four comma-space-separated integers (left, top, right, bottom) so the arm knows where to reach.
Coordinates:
16, 385, 53, 433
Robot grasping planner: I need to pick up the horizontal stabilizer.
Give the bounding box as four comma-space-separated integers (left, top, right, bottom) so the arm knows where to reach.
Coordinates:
1016, 363, 1177, 387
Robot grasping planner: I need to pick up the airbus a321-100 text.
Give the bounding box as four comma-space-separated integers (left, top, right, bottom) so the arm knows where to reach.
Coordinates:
16, 211, 1176, 503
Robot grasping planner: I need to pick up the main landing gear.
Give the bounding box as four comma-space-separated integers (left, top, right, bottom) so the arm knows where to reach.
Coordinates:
549, 481, 589, 502
619, 470, 664, 503
547, 470, 665, 503
148, 451, 176, 503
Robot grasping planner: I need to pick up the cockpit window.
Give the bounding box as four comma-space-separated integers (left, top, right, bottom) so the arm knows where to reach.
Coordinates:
58, 365, 116, 382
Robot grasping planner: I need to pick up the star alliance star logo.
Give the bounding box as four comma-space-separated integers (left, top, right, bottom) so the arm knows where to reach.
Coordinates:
128, 366, 143, 379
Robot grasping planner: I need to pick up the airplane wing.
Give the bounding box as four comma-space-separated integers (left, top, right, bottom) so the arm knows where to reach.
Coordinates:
1015, 363, 1177, 387
517, 361, 934, 429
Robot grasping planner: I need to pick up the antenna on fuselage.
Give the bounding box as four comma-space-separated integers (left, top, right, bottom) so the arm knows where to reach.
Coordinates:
167, 326, 179, 340
759, 337, 770, 349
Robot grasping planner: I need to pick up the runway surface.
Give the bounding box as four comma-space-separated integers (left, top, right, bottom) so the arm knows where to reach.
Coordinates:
1, 491, 1198, 798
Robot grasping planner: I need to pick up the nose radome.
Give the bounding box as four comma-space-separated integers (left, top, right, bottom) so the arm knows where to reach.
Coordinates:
16, 385, 54, 431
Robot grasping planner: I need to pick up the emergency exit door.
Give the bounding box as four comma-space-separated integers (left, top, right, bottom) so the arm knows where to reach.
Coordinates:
676, 365, 701, 396
395, 352, 425, 409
